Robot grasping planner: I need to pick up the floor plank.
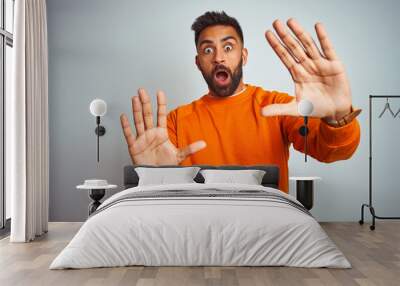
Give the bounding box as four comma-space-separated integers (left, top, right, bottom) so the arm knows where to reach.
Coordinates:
0, 221, 399, 286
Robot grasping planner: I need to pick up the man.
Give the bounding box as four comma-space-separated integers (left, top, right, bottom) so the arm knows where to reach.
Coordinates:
120, 11, 361, 193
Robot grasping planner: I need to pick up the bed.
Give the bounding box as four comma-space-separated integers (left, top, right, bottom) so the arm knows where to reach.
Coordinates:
49, 165, 351, 269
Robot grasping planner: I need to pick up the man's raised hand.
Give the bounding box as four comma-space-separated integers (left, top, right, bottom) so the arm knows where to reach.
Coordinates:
262, 19, 352, 122
120, 88, 206, 165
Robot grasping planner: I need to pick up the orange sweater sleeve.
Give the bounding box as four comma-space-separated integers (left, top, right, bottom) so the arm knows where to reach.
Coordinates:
275, 92, 361, 163
167, 109, 178, 148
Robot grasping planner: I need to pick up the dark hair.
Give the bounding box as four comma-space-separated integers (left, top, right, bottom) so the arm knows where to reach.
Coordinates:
191, 11, 244, 46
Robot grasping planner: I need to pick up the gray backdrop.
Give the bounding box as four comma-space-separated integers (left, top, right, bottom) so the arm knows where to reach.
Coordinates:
47, 0, 400, 222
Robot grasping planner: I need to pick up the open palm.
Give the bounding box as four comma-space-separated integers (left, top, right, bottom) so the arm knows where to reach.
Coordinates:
261, 19, 352, 120
120, 89, 206, 165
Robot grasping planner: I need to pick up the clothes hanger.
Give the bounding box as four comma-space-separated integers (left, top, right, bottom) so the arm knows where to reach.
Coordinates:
393, 106, 400, 118
378, 98, 395, 118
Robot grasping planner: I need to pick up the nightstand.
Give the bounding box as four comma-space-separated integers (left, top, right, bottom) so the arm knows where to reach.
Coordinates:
77, 179, 117, 215
289, 176, 321, 210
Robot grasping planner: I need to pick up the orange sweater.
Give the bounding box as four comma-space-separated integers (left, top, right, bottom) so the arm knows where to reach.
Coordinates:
167, 84, 361, 193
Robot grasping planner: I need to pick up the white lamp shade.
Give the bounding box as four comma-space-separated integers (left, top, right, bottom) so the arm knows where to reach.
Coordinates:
298, 99, 314, 116
90, 99, 107, 116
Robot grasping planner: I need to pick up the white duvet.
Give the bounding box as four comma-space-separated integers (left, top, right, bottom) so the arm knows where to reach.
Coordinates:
50, 183, 351, 269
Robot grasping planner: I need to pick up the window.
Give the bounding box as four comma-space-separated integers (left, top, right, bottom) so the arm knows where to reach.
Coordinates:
1, 0, 14, 233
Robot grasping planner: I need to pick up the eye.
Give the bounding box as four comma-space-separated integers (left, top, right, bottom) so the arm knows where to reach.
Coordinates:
224, 44, 233, 52
204, 47, 214, 54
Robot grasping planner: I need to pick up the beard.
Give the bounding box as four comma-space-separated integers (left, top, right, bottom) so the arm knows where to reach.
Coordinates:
199, 58, 243, 98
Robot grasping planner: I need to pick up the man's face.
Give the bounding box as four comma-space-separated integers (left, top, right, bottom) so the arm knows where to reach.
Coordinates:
195, 25, 248, 97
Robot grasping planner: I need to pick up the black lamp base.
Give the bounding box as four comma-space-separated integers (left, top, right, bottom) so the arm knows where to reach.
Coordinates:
95, 125, 106, 136
299, 125, 309, 136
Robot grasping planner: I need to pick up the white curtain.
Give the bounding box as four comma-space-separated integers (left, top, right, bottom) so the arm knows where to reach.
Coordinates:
7, 0, 49, 242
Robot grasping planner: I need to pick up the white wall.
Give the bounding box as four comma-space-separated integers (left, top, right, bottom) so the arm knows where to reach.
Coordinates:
47, 0, 400, 221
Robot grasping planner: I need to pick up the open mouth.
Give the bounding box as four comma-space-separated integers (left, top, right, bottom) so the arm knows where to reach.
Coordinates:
214, 70, 230, 86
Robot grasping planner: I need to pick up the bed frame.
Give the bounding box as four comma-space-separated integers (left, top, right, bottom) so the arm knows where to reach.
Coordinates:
123, 164, 280, 190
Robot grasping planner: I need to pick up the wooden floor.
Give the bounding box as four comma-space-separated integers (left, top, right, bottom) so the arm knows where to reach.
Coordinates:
0, 222, 399, 286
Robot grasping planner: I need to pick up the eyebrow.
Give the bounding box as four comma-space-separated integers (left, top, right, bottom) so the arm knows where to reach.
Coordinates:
198, 35, 238, 47
221, 36, 237, 43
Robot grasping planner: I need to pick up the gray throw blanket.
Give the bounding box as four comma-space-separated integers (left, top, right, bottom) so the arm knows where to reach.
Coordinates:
90, 189, 312, 218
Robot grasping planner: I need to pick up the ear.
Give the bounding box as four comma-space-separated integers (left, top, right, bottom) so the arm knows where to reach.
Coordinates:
241, 47, 248, 66
195, 55, 201, 71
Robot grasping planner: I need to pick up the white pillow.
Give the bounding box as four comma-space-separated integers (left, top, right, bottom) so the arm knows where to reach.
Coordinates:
135, 167, 201, 186
200, 169, 266, 185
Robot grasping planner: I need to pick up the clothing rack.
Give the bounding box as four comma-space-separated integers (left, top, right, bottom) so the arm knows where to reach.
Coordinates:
359, 95, 400, 230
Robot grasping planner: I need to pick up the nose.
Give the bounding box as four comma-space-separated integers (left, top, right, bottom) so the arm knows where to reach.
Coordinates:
213, 47, 226, 64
